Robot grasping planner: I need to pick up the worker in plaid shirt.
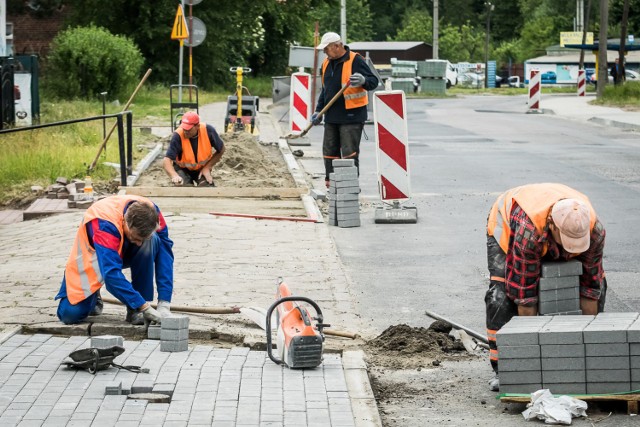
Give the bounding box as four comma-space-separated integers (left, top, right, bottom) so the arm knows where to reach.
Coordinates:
484, 183, 607, 391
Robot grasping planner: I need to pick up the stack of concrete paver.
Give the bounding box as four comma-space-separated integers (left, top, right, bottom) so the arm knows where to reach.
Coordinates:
584, 312, 638, 394
498, 312, 640, 395
497, 316, 550, 394
160, 315, 189, 352
328, 159, 360, 228
539, 315, 593, 394
628, 316, 640, 391
539, 260, 583, 315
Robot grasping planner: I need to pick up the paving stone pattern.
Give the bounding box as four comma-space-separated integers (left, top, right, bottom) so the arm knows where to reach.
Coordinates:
0, 334, 355, 427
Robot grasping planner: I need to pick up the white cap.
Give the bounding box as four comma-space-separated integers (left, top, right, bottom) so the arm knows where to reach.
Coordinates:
316, 32, 341, 50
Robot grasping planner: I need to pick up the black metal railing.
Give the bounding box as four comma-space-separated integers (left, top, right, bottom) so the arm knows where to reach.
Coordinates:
0, 111, 133, 186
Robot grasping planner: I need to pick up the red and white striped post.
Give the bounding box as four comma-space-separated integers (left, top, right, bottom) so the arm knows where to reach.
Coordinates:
577, 69, 586, 97
373, 91, 411, 203
528, 69, 541, 113
289, 71, 311, 136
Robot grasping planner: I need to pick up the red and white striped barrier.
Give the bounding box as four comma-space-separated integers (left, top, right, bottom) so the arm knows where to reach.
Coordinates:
289, 72, 311, 135
577, 69, 586, 97
373, 91, 411, 203
528, 70, 541, 112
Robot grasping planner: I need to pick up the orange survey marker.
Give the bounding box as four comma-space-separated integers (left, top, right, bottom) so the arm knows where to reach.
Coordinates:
265, 278, 329, 368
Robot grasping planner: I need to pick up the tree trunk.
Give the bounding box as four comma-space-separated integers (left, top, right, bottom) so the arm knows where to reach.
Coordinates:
618, 0, 630, 83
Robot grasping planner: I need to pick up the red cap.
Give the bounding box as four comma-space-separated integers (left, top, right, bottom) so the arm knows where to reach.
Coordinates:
180, 111, 200, 130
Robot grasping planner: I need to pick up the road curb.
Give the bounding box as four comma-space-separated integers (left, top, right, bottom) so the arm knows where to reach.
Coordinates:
588, 116, 640, 131
343, 350, 383, 427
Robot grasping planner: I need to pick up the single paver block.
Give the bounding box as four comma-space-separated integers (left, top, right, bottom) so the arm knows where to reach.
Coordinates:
161, 316, 190, 330
538, 276, 579, 291
539, 299, 581, 315
540, 344, 585, 358
538, 287, 579, 303
541, 357, 585, 371
332, 159, 355, 168
500, 370, 542, 385
131, 382, 154, 394
336, 212, 360, 221
541, 370, 585, 384
585, 343, 629, 357
161, 328, 189, 342
544, 383, 586, 395
91, 335, 124, 349
541, 261, 583, 278
500, 345, 541, 359
152, 383, 176, 397
334, 206, 359, 215
161, 340, 188, 352
499, 358, 541, 372
331, 180, 360, 189
587, 369, 630, 383
587, 382, 631, 394
586, 356, 630, 370
333, 186, 360, 195
496, 330, 541, 347
148, 325, 161, 340
330, 172, 358, 182
105, 381, 122, 396
500, 383, 543, 394
337, 219, 361, 228
327, 193, 359, 202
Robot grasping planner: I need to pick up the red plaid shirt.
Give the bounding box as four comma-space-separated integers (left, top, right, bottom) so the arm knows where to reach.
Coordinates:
505, 204, 606, 305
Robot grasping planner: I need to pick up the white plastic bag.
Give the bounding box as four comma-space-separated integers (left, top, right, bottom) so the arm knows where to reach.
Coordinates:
522, 389, 588, 425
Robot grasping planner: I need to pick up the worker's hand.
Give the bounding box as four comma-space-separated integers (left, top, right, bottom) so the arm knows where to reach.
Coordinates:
171, 175, 183, 186
157, 300, 172, 318
349, 73, 365, 87
311, 113, 322, 126
199, 170, 213, 185
141, 304, 162, 325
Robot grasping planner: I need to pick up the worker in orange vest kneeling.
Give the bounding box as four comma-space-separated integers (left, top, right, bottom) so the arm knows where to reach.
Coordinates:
55, 195, 175, 325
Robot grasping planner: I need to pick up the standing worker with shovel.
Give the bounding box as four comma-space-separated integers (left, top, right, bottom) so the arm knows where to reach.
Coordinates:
310, 32, 378, 188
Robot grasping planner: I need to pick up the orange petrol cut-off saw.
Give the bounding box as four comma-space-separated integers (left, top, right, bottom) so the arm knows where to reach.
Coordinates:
265, 278, 329, 369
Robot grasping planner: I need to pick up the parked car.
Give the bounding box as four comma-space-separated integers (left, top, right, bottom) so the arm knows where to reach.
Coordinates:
457, 72, 484, 87
590, 69, 640, 87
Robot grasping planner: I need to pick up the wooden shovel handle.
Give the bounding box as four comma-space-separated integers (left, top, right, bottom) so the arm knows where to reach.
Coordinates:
299, 81, 351, 137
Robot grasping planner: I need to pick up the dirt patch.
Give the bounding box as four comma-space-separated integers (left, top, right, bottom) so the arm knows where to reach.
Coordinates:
135, 131, 295, 188
364, 322, 471, 370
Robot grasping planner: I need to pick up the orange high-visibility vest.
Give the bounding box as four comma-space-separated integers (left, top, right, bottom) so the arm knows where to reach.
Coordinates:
64, 195, 153, 304
487, 183, 597, 255
175, 123, 213, 171
322, 51, 368, 109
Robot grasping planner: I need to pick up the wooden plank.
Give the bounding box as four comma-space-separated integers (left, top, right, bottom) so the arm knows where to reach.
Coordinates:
121, 186, 307, 199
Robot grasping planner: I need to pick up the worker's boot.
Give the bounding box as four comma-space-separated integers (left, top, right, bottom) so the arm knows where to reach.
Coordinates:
89, 291, 103, 316
489, 374, 499, 392
125, 307, 144, 325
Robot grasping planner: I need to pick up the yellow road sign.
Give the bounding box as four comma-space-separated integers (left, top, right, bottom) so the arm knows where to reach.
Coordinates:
171, 5, 189, 40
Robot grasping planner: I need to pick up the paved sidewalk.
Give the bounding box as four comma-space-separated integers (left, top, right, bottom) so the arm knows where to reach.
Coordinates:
543, 93, 640, 131
0, 333, 370, 427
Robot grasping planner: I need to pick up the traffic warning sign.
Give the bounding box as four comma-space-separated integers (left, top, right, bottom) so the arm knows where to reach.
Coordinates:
171, 5, 189, 40
289, 72, 311, 135
373, 90, 412, 203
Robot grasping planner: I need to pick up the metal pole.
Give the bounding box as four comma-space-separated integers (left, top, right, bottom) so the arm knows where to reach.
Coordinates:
340, 0, 346, 42
178, 0, 185, 103
311, 21, 319, 111
189, 3, 193, 101
126, 112, 132, 177
484, 2, 493, 89
100, 91, 107, 147
117, 115, 126, 186
433, 0, 439, 59
424, 309, 489, 344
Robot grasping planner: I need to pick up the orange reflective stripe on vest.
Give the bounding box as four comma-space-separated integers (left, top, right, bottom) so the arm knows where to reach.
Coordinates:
64, 195, 152, 304
175, 123, 213, 171
322, 51, 368, 109
487, 183, 597, 254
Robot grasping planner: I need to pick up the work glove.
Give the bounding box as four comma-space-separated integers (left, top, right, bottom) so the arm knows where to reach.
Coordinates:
311, 112, 322, 126
157, 300, 172, 318
141, 305, 162, 326
349, 72, 365, 87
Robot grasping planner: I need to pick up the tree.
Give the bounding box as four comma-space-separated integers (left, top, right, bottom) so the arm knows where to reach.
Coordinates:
439, 22, 485, 62
394, 9, 433, 42
301, 0, 374, 45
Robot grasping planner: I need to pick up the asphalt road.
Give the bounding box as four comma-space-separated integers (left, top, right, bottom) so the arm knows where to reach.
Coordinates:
326, 95, 640, 338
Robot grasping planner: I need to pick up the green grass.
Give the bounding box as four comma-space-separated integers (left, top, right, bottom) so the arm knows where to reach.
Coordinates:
593, 81, 640, 109
0, 84, 228, 207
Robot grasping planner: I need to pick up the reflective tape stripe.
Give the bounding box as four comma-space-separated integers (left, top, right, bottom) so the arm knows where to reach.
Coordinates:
344, 91, 366, 101
490, 276, 505, 283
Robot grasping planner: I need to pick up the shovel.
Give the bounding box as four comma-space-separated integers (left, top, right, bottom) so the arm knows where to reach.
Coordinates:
284, 81, 351, 139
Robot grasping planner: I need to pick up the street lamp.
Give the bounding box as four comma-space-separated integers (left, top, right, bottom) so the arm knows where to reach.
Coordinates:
484, 2, 494, 89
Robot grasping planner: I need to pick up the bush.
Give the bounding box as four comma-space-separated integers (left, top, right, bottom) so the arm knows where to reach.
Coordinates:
46, 25, 143, 100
